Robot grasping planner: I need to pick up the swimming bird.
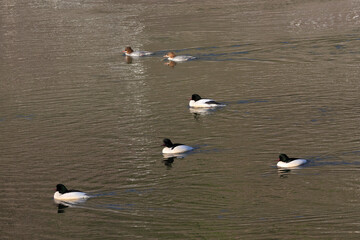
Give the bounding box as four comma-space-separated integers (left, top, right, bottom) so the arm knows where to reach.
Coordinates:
123, 46, 153, 57
189, 94, 225, 108
277, 154, 308, 168
54, 184, 89, 201
163, 52, 195, 62
162, 138, 194, 154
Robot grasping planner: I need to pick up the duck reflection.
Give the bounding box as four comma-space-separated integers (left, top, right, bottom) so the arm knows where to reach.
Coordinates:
277, 169, 291, 178
53, 198, 88, 213
163, 152, 190, 159
277, 166, 305, 178
189, 107, 219, 119
125, 56, 133, 64
162, 152, 190, 168
164, 60, 177, 68
163, 157, 175, 168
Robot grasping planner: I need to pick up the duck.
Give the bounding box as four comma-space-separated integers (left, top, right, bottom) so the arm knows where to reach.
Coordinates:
54, 184, 89, 201
189, 94, 225, 108
123, 47, 153, 57
163, 52, 196, 62
277, 154, 308, 168
162, 138, 194, 154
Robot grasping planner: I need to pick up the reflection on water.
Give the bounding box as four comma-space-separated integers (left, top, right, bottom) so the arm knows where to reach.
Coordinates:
1, 0, 360, 239
54, 198, 89, 214
162, 152, 190, 159
125, 56, 133, 64
164, 60, 177, 67
277, 169, 292, 179
162, 151, 193, 169
276, 167, 307, 179
162, 156, 175, 168
189, 107, 223, 120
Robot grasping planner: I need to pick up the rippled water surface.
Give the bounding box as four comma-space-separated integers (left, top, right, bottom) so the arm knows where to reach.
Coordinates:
1, 0, 360, 239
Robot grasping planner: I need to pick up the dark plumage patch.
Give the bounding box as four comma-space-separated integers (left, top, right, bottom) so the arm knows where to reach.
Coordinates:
56, 184, 81, 194
278, 154, 298, 163
171, 143, 183, 149
191, 94, 202, 101
162, 138, 183, 149
205, 100, 221, 105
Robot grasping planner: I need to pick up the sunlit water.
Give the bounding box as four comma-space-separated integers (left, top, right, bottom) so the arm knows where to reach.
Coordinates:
1, 0, 360, 239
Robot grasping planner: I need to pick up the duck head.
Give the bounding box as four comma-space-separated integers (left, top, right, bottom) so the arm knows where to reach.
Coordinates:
163, 52, 176, 58
162, 138, 174, 148
123, 47, 133, 54
278, 154, 290, 162
56, 184, 69, 194
191, 94, 202, 101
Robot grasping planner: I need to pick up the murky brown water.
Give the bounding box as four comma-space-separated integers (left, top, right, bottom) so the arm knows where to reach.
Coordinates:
1, 0, 360, 239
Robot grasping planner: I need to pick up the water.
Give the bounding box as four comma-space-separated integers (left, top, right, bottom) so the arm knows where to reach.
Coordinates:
1, 0, 360, 239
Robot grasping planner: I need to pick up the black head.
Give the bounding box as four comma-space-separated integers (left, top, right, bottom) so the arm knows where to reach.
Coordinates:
56, 184, 68, 194
278, 154, 289, 162
191, 94, 202, 101
162, 138, 174, 148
